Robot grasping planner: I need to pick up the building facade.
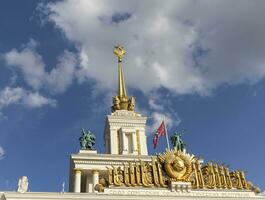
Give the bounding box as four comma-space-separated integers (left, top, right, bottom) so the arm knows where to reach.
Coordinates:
1, 46, 264, 200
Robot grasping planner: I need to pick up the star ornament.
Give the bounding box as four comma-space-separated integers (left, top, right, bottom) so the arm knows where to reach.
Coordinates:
114, 46, 126, 61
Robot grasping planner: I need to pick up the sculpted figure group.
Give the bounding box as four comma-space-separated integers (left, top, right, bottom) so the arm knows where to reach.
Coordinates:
79, 129, 96, 150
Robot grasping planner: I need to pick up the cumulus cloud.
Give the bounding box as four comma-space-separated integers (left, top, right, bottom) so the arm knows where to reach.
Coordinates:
22, 92, 57, 108
4, 39, 45, 90
4, 39, 77, 93
0, 146, 5, 160
0, 86, 56, 109
145, 93, 181, 135
46, 50, 77, 93
39, 0, 265, 96
150, 112, 173, 131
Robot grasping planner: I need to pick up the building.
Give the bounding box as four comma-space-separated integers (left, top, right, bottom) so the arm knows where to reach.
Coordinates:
1, 46, 264, 200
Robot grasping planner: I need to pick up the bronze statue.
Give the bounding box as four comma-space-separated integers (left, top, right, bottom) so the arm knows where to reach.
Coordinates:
79, 128, 96, 150
171, 131, 186, 152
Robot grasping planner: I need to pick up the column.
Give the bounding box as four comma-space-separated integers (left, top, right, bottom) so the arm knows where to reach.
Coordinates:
92, 170, 99, 192
86, 174, 93, 193
122, 132, 128, 154
74, 169, 81, 193
132, 132, 138, 154
110, 128, 119, 154
140, 129, 148, 155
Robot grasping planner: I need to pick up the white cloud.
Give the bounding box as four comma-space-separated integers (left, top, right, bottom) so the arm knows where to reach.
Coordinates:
145, 93, 181, 135
150, 112, 173, 131
0, 146, 5, 160
148, 108, 181, 132
0, 87, 24, 108
4, 40, 78, 94
5, 39, 45, 90
46, 51, 77, 93
148, 98, 164, 111
0, 86, 56, 109
40, 0, 265, 96
23, 92, 56, 108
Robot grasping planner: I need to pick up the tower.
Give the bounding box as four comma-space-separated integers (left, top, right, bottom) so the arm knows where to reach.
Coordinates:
1, 46, 262, 200
104, 46, 148, 155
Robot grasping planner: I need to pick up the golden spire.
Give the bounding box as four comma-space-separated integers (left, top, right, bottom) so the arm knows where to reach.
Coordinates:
114, 46, 127, 98
112, 46, 136, 112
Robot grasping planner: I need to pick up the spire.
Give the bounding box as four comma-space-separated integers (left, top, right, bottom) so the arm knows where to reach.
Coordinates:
112, 46, 136, 112
114, 46, 127, 98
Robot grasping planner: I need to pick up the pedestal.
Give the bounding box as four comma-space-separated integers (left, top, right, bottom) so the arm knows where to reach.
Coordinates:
170, 181, 191, 192
79, 149, 97, 154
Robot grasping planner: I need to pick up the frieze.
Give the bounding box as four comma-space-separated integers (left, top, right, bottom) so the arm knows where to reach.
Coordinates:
73, 159, 150, 166
104, 149, 260, 194
108, 122, 147, 127
104, 188, 255, 198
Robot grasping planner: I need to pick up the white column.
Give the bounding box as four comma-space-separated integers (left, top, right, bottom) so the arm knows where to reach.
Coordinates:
74, 169, 81, 193
110, 128, 119, 154
122, 132, 128, 154
140, 129, 148, 155
86, 174, 93, 193
132, 132, 138, 154
92, 170, 99, 192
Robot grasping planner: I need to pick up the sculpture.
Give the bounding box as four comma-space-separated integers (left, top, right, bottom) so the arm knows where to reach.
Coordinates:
79, 129, 96, 150
17, 176, 29, 193
111, 96, 120, 112
158, 149, 195, 182
171, 131, 186, 152
95, 178, 107, 193
128, 96, 136, 111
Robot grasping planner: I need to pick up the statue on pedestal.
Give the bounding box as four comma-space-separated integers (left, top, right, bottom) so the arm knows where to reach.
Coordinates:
171, 131, 186, 152
17, 176, 28, 193
79, 129, 96, 150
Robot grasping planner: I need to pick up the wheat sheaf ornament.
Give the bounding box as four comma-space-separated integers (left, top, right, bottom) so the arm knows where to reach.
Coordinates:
158, 149, 196, 182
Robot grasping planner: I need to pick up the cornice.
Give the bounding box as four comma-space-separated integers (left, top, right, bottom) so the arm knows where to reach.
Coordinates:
71, 153, 152, 166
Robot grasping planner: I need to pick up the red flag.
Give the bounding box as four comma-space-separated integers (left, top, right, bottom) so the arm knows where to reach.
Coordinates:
153, 121, 166, 149
157, 121, 166, 136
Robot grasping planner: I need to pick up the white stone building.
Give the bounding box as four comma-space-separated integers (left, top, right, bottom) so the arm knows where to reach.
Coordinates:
1, 46, 264, 200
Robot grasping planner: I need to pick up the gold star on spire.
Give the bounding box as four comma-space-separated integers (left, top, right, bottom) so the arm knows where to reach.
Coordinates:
114, 45, 126, 62
111, 46, 136, 112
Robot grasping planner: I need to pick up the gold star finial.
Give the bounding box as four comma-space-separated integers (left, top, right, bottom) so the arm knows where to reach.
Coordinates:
114, 46, 125, 62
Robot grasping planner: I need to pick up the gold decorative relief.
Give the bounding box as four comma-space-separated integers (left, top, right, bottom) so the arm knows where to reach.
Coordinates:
158, 149, 195, 182
107, 149, 258, 192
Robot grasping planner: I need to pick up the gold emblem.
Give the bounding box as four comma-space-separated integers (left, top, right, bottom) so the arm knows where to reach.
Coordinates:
106, 149, 259, 193
158, 149, 196, 182
114, 46, 125, 62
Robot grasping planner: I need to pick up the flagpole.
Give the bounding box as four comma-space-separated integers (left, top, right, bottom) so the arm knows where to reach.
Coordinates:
164, 118, 170, 150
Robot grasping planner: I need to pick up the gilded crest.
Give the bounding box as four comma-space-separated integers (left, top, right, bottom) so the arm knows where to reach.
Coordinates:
114, 46, 125, 61
158, 149, 196, 182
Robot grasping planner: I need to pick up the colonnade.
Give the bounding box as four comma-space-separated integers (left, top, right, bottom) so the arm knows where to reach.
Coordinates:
74, 169, 99, 193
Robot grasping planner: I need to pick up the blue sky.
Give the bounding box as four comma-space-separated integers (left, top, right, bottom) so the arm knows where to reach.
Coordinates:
0, 0, 265, 192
